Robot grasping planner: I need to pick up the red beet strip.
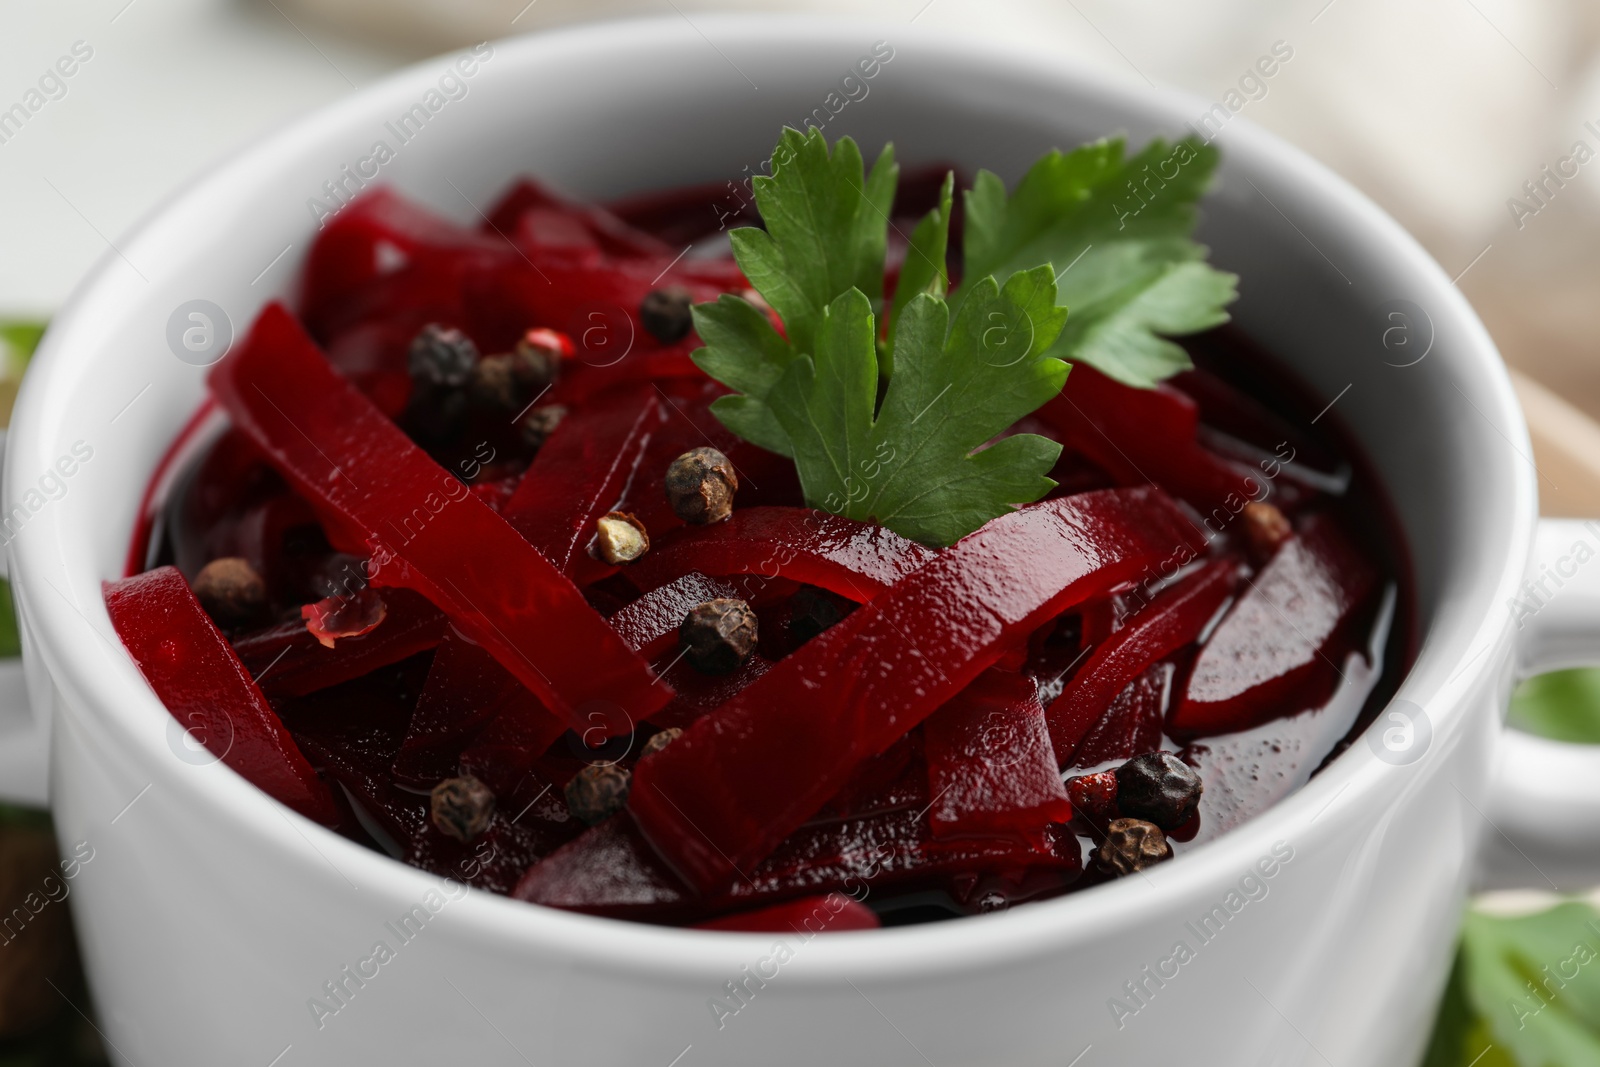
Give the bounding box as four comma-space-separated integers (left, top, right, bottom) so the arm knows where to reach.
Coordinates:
1171, 515, 1375, 735
923, 670, 1071, 841
627, 506, 937, 603
501, 384, 660, 587
1044, 558, 1237, 761
104, 566, 338, 825
629, 487, 1206, 893
208, 303, 669, 734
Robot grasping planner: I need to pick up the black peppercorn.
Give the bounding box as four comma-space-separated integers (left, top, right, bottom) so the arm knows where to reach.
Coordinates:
639, 287, 695, 344
679, 598, 758, 675
664, 447, 738, 524
467, 353, 525, 412
408, 324, 479, 388
1097, 818, 1172, 875
430, 775, 495, 842
564, 763, 631, 825
192, 557, 268, 628
639, 727, 683, 757
1114, 751, 1203, 830
595, 511, 650, 565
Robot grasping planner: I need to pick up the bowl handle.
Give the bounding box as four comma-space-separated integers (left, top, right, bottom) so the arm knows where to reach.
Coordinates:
1486, 517, 1600, 888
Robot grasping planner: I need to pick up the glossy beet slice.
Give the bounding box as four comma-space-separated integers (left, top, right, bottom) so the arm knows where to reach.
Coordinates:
391, 633, 566, 788
485, 178, 677, 260
232, 588, 446, 698
628, 506, 937, 603
209, 303, 668, 735
515, 808, 1076, 921
1045, 559, 1236, 760
501, 384, 659, 586
608, 572, 740, 659
1171, 516, 1376, 736
1040, 363, 1261, 519
104, 567, 338, 825
694, 895, 880, 932
923, 671, 1070, 841
1067, 662, 1172, 769
301, 188, 514, 342
629, 487, 1207, 893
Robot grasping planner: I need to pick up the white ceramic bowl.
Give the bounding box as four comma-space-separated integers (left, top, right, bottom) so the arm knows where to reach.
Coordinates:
6, 16, 1600, 1067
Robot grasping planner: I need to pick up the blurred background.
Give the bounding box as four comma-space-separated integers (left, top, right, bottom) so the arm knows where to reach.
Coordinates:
2, 0, 1599, 1063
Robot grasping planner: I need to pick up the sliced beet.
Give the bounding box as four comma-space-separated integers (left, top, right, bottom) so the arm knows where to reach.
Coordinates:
627, 505, 937, 603
923, 671, 1070, 842
104, 566, 338, 825
1171, 515, 1376, 736
208, 304, 669, 735
629, 487, 1207, 894
1067, 662, 1172, 769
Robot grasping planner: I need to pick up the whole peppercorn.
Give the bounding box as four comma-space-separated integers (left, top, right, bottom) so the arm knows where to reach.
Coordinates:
665, 446, 738, 524
1097, 818, 1172, 875
1240, 501, 1292, 564
408, 324, 479, 388
639, 287, 695, 344
680, 598, 758, 675
467, 353, 524, 412
595, 511, 650, 565
519, 404, 567, 451
430, 775, 495, 842
565, 763, 631, 825
512, 328, 564, 389
640, 727, 683, 757
192, 557, 267, 627
1065, 770, 1119, 820
1114, 751, 1204, 830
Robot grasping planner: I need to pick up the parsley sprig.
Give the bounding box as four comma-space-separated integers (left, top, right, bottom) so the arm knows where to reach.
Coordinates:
691, 127, 1235, 547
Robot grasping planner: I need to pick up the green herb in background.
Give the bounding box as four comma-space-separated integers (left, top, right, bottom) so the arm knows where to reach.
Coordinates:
1510, 669, 1600, 744
0, 320, 43, 660
1425, 901, 1600, 1067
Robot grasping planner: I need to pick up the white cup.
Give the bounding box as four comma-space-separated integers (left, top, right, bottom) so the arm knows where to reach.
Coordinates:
3, 16, 1597, 1066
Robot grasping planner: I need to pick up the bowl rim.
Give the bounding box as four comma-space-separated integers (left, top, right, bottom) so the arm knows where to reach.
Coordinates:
7, 12, 1534, 980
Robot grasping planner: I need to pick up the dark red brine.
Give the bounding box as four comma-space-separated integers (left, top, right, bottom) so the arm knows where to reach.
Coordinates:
113, 168, 1411, 929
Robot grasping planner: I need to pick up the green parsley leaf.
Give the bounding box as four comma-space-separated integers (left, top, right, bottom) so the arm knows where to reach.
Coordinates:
884, 171, 954, 371
765, 267, 1067, 547
727, 127, 897, 357
691, 294, 796, 457
1424, 901, 1600, 1067
963, 137, 1238, 387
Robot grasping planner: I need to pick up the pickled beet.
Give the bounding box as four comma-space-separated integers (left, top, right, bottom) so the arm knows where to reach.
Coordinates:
208, 304, 668, 735
114, 168, 1407, 930
629, 488, 1207, 893
923, 671, 1071, 842
104, 567, 338, 825
1171, 515, 1376, 736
